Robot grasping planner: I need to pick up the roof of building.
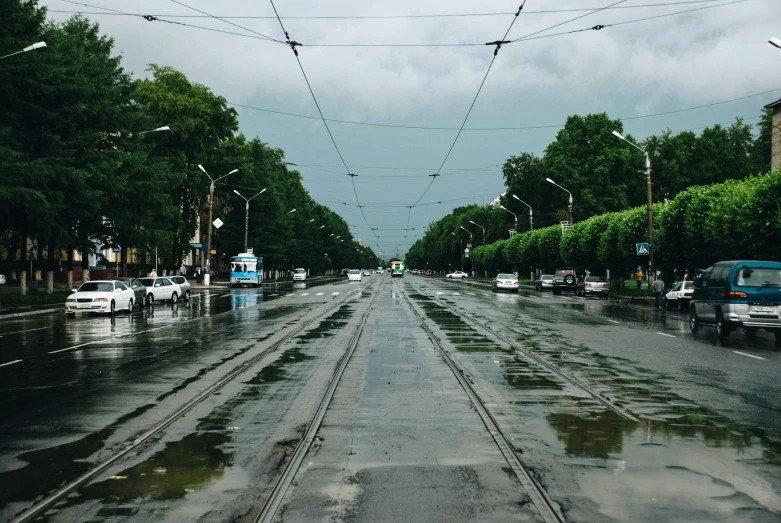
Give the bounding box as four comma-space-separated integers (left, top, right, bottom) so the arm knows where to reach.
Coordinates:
764, 97, 781, 109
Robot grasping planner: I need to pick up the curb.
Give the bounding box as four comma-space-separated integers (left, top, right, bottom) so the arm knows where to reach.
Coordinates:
0, 307, 61, 320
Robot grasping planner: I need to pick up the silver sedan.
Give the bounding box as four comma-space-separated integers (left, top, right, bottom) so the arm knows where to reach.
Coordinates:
492, 273, 519, 293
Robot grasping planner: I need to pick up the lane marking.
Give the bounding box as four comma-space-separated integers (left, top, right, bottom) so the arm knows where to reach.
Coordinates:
300, 293, 309, 296
733, 351, 765, 360
0, 326, 48, 336
607, 319, 621, 324
453, 292, 461, 296
219, 293, 233, 298
0, 359, 22, 368
316, 293, 324, 296
331, 292, 340, 296
656, 332, 676, 338
436, 292, 445, 295
49, 341, 100, 354
468, 293, 476, 296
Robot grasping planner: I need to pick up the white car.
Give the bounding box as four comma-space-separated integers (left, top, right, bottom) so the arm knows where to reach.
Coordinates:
362, 270, 371, 276
446, 271, 468, 279
664, 280, 694, 311
347, 269, 362, 282
293, 268, 307, 281
169, 276, 192, 301
0, 274, 6, 285
65, 280, 135, 315
138, 277, 183, 306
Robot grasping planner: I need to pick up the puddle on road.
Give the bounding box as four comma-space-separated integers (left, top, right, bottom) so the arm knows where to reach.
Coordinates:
0, 404, 155, 511
408, 293, 781, 521
76, 432, 232, 503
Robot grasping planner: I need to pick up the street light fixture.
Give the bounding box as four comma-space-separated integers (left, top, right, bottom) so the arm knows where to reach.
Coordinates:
498, 205, 518, 235
233, 188, 266, 252
511, 194, 534, 231
469, 220, 486, 245
288, 208, 297, 214
308, 218, 315, 223
770, 36, 781, 49
612, 129, 655, 282
139, 125, 170, 134
0, 41, 47, 60
198, 164, 238, 281
545, 177, 573, 224
319, 225, 325, 229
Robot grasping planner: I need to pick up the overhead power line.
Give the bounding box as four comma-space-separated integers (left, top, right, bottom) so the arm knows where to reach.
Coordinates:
48, 0, 737, 20
54, 0, 748, 48
267, 0, 376, 238
166, 0, 282, 43
231, 87, 781, 132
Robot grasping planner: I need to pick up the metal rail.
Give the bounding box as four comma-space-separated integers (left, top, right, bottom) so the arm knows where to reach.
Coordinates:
10, 284, 368, 523
408, 278, 639, 422
254, 276, 382, 522
398, 280, 565, 523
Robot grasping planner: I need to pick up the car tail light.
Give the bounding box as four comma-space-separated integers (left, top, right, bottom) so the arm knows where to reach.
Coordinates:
514, 281, 518, 285
727, 291, 747, 299
604, 282, 609, 287
586, 282, 591, 287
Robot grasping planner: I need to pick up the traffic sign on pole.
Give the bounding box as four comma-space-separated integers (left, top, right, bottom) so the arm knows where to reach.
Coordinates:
636, 243, 650, 255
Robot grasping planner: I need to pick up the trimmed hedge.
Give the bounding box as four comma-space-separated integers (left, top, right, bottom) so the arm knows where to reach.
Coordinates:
469, 169, 781, 279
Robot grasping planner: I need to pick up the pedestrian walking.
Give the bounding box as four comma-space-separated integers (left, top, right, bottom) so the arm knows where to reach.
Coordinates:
179, 264, 187, 277
635, 267, 644, 289
195, 266, 202, 285
148, 267, 157, 278
653, 276, 665, 308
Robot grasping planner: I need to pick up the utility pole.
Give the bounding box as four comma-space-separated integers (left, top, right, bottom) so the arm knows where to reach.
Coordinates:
199, 165, 238, 284
234, 189, 266, 253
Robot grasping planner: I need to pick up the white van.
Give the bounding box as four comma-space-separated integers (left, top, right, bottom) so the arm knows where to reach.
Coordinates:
293, 268, 307, 282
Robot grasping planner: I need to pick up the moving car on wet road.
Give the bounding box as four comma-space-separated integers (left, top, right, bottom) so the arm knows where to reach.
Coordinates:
293, 268, 307, 281
138, 277, 183, 306
446, 270, 468, 279
690, 260, 781, 340
576, 275, 609, 298
552, 267, 578, 295
533, 273, 554, 291
492, 273, 519, 293
65, 280, 135, 315
347, 269, 362, 282
664, 280, 694, 311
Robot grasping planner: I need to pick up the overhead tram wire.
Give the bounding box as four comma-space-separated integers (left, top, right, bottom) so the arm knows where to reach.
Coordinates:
55, 0, 748, 48
405, 1, 531, 237
48, 1, 740, 20
167, 0, 283, 43
267, 0, 376, 239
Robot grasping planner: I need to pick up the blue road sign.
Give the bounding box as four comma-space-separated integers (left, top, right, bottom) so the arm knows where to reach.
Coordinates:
201, 240, 208, 251
636, 243, 649, 255
112, 245, 121, 253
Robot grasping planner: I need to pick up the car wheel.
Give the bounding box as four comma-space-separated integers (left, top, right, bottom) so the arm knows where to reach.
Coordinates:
715, 310, 730, 339
171, 292, 178, 304
678, 300, 687, 313
184, 290, 191, 301
138, 294, 145, 308
564, 275, 575, 285
128, 298, 133, 312
689, 308, 699, 332
447, 275, 451, 279
664, 298, 671, 310
147, 293, 154, 306
109, 300, 115, 316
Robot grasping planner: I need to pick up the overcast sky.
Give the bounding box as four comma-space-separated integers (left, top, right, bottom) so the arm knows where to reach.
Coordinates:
43, 0, 780, 258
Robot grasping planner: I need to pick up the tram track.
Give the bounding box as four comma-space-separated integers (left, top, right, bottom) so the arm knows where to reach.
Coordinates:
397, 278, 565, 523
407, 277, 639, 423
254, 276, 382, 523
9, 281, 374, 523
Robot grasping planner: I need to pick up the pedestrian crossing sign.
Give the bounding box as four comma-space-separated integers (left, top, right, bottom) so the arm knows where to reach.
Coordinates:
636, 243, 649, 255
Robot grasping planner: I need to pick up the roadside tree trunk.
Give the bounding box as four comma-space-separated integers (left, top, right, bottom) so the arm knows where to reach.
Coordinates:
46, 232, 56, 294
19, 229, 27, 296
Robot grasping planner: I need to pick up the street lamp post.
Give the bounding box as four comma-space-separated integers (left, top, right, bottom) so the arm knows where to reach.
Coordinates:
198, 165, 238, 284
451, 231, 464, 272
545, 178, 573, 224
469, 221, 487, 276
0, 41, 46, 61
460, 226, 473, 276
498, 205, 518, 235
233, 188, 266, 252
770, 36, 781, 49
613, 130, 655, 285
511, 194, 534, 231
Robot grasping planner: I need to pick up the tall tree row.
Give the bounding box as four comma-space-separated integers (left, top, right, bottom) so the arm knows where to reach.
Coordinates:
0, 1, 377, 289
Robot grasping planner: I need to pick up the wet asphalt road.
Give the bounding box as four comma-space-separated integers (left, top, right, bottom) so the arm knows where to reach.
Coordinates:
0, 274, 780, 522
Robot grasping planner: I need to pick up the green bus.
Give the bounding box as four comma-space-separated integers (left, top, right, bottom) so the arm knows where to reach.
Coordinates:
391, 260, 405, 278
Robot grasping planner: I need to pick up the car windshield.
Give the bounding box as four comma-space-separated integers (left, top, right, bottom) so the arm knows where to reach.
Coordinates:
349, 270, 361, 274
556, 269, 574, 276
294, 269, 306, 274
585, 276, 604, 282
542, 275, 553, 279
232, 261, 257, 272
171, 277, 184, 284
497, 274, 515, 279
734, 267, 781, 287
78, 282, 113, 292
138, 278, 154, 286
682, 281, 694, 289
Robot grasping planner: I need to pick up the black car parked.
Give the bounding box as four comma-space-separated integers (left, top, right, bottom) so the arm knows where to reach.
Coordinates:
552, 267, 578, 295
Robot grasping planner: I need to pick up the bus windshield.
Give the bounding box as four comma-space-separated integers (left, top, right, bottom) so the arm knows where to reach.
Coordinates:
231, 260, 257, 273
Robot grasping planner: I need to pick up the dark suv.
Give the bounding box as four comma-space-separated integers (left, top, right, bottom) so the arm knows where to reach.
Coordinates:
552, 267, 578, 295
